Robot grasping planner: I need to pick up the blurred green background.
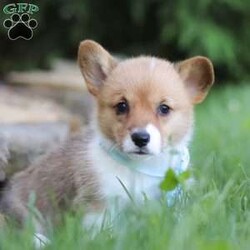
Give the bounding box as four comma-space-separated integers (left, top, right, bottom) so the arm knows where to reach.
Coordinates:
0, 0, 250, 82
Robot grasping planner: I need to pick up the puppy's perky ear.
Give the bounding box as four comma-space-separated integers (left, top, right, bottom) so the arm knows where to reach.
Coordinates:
78, 40, 117, 96
175, 56, 214, 104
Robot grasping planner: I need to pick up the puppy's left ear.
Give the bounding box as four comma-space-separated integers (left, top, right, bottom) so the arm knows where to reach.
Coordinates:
175, 56, 214, 104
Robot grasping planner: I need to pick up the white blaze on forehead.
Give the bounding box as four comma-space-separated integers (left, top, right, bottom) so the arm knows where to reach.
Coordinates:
145, 124, 161, 154
149, 58, 156, 72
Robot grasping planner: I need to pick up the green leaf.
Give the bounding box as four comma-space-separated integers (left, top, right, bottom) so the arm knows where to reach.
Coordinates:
160, 169, 191, 192
178, 170, 191, 184
160, 169, 178, 191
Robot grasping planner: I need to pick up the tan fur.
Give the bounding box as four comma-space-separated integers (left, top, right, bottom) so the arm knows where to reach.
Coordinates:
175, 56, 214, 103
0, 40, 214, 232
96, 57, 195, 147
0, 132, 103, 228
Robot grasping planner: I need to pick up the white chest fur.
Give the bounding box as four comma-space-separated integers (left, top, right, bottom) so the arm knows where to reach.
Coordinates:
83, 135, 189, 229
89, 139, 162, 202
88, 135, 189, 204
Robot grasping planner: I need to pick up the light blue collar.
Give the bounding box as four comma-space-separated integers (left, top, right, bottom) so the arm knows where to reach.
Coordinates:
99, 140, 190, 178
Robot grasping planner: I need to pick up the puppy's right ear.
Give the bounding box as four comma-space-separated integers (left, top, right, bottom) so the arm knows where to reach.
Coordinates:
78, 40, 117, 96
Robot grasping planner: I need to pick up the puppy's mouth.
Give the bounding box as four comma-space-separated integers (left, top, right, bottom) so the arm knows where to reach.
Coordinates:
124, 148, 156, 161
130, 148, 151, 156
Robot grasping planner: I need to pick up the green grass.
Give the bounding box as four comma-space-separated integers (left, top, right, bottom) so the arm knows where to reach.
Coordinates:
1, 84, 250, 250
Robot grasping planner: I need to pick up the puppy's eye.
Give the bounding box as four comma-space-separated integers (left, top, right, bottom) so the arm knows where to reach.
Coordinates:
115, 101, 129, 115
158, 104, 171, 116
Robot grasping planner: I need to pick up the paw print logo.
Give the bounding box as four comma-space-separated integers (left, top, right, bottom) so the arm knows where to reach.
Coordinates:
3, 13, 38, 40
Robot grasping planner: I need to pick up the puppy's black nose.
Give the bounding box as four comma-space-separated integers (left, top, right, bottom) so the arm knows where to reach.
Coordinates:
131, 131, 150, 148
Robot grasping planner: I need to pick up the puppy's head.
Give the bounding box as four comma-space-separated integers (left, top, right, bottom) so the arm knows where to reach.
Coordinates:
78, 40, 214, 156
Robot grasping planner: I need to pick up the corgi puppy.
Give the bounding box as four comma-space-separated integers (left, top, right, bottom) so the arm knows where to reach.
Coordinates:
0, 40, 214, 233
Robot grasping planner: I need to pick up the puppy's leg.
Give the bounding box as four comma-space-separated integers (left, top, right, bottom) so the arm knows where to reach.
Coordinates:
1, 194, 50, 248
1, 194, 28, 225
